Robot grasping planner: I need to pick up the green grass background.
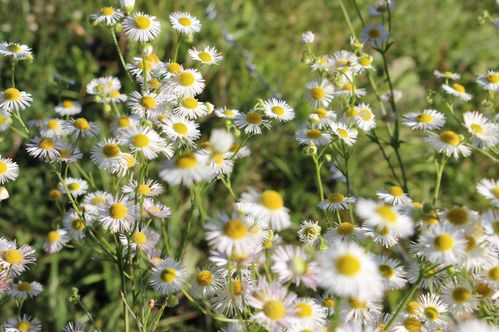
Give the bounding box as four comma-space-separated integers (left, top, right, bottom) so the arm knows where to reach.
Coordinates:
0, 0, 497, 330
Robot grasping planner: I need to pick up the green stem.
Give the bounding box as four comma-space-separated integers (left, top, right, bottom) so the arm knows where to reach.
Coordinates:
432, 156, 447, 205
337, 0, 357, 38
350, 0, 365, 27
111, 28, 134, 83
312, 154, 325, 200
172, 34, 182, 63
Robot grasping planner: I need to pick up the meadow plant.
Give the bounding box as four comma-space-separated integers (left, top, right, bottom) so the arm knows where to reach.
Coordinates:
0, 0, 498, 331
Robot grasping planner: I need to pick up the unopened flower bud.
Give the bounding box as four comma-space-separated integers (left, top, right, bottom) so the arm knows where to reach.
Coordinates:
0, 187, 9, 201
205, 102, 214, 114
120, 0, 135, 14
148, 299, 155, 309
308, 113, 320, 125
324, 154, 332, 162
301, 31, 315, 44
184, 33, 194, 43
115, 23, 123, 33
143, 44, 153, 56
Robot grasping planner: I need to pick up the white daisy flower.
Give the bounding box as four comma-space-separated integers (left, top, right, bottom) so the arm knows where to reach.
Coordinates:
479, 264, 499, 289
295, 125, 331, 146
198, 149, 234, 176
331, 122, 358, 146
4, 314, 41, 332
482, 209, 499, 247
97, 195, 137, 233
368, 0, 394, 16
236, 189, 291, 231
340, 297, 382, 325
58, 177, 88, 197
402, 109, 446, 131
292, 297, 327, 327
205, 212, 268, 255
0, 156, 19, 184
0, 111, 12, 132
357, 54, 375, 71
90, 6, 123, 26
425, 130, 471, 159
415, 223, 466, 265
150, 257, 187, 294
361, 24, 389, 48
312, 107, 336, 128
328, 50, 359, 76
335, 81, 367, 98
210, 275, 254, 315
159, 153, 213, 187
0, 240, 36, 277
271, 245, 319, 289
310, 55, 331, 72
169, 11, 202, 34
143, 198, 172, 219
0, 87, 32, 112
406, 262, 446, 290
301, 31, 315, 44
86, 76, 120, 96
0, 42, 32, 60
247, 280, 297, 331
161, 116, 200, 146
434, 70, 460, 80
26, 136, 62, 160
39, 118, 69, 137
297, 220, 321, 246
82, 191, 112, 216
416, 293, 447, 329
440, 205, 480, 231
190, 266, 223, 299
377, 186, 412, 206
316, 241, 383, 300
173, 96, 208, 119
214, 107, 240, 119
90, 138, 128, 175
166, 69, 205, 97
262, 98, 295, 122
316, 293, 336, 317
122, 179, 164, 199
112, 115, 139, 135
120, 227, 159, 252
442, 83, 472, 101
324, 222, 365, 243
319, 193, 356, 212
374, 255, 407, 290
441, 279, 479, 314
457, 319, 499, 332
122, 12, 161, 42
476, 70, 499, 92
63, 117, 99, 138
306, 79, 335, 107
209, 128, 234, 154
106, 89, 128, 103
8, 281, 43, 300
43, 229, 70, 253
352, 103, 376, 131
463, 111, 499, 148
188, 46, 222, 65
64, 322, 92, 332
121, 125, 172, 160
54, 99, 81, 116
234, 111, 271, 135
128, 90, 165, 118
63, 209, 91, 239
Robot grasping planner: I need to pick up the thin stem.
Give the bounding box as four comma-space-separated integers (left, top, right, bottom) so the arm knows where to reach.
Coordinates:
111, 28, 134, 83
181, 289, 241, 323
312, 154, 325, 200
337, 0, 357, 38
11, 61, 16, 87
172, 34, 182, 63
385, 272, 425, 329
432, 156, 447, 205
350, 0, 365, 27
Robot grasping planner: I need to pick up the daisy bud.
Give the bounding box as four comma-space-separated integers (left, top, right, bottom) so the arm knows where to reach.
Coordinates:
22, 54, 34, 63
302, 53, 313, 65
120, 0, 135, 14
233, 128, 241, 137
184, 33, 194, 43
48, 189, 62, 200
148, 299, 155, 309
308, 113, 320, 125
350, 36, 364, 49
104, 104, 111, 112
205, 102, 214, 114
142, 43, 153, 56
0, 186, 9, 201
301, 31, 315, 44
324, 154, 332, 162
114, 23, 122, 33
143, 119, 153, 128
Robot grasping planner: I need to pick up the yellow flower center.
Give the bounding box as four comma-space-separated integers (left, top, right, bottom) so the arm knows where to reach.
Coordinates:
323, 298, 335, 308
3, 249, 23, 264
0, 114, 5, 124
433, 233, 454, 251
3, 88, 21, 101
140, 96, 157, 109
260, 190, 284, 210
132, 231, 148, 245
109, 203, 127, 219
424, 306, 439, 321
47, 119, 60, 130
271, 106, 285, 116
7, 44, 22, 52
476, 282, 493, 297
176, 154, 198, 169
446, 206, 468, 225
182, 97, 198, 109
360, 109, 372, 121
223, 219, 248, 239
103, 144, 121, 158
379, 264, 395, 278
148, 79, 161, 89
451, 83, 465, 93
196, 270, 213, 286
388, 186, 404, 197
337, 128, 349, 139
179, 17, 192, 27
403, 316, 422, 332
342, 82, 354, 91
306, 128, 322, 139
198, 52, 213, 62
109, 90, 120, 98
62, 100, 74, 108
17, 282, 33, 292
406, 301, 420, 315
39, 138, 55, 150
376, 205, 397, 223
72, 219, 85, 230
92, 196, 106, 205
470, 123, 483, 135
246, 112, 262, 125
160, 268, 177, 283
452, 287, 470, 303
263, 300, 286, 320
335, 254, 361, 276
0, 162, 7, 174
439, 130, 460, 146
232, 279, 243, 295
137, 60, 152, 72
337, 222, 354, 236
213, 153, 223, 165
67, 182, 80, 191
118, 116, 131, 128
173, 122, 188, 135
416, 113, 433, 123
48, 189, 62, 200
315, 107, 327, 119
74, 118, 89, 130
295, 302, 313, 318
224, 109, 235, 117
368, 28, 381, 38
348, 297, 367, 309
465, 236, 476, 251
179, 72, 195, 86
132, 133, 150, 148
100, 7, 115, 16
328, 193, 345, 202
289, 256, 308, 276
134, 15, 151, 30
47, 230, 61, 243
359, 56, 372, 67
167, 62, 181, 73
311, 87, 325, 100
137, 184, 151, 195
487, 73, 499, 84
488, 266, 499, 281
16, 321, 32, 332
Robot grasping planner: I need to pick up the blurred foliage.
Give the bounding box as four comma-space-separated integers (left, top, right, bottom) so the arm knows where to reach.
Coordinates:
0, 0, 497, 330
